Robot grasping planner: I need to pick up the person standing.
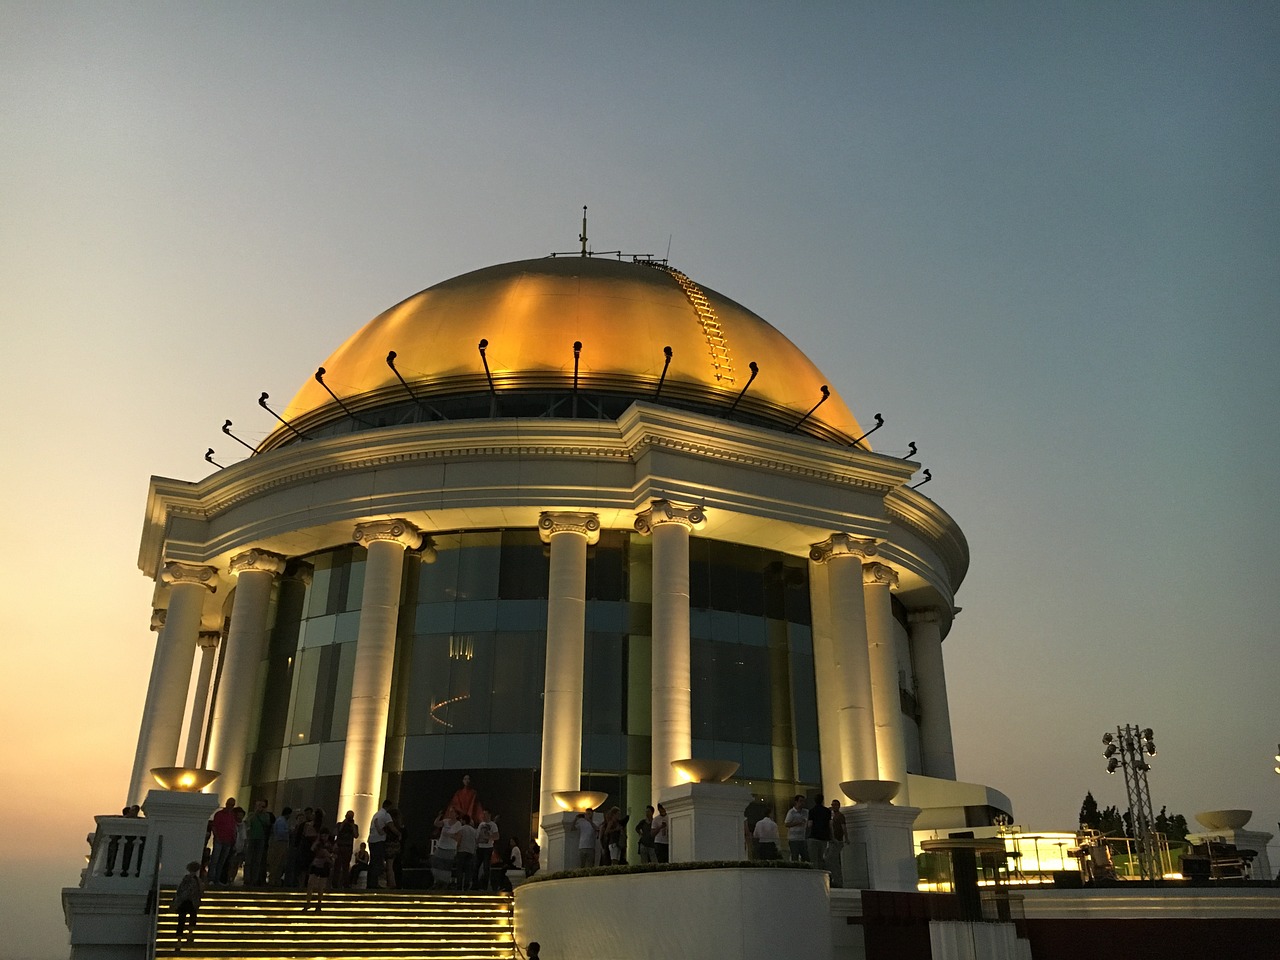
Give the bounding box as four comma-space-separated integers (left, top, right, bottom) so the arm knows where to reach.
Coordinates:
433, 807, 460, 888
828, 799, 847, 886
651, 804, 670, 863
454, 814, 479, 890
367, 800, 393, 890
807, 793, 832, 867
635, 806, 657, 864
266, 806, 292, 886
208, 798, 238, 885
784, 795, 809, 862
243, 799, 272, 887
303, 830, 334, 912
332, 810, 359, 889
475, 811, 498, 889
752, 808, 780, 860
171, 861, 204, 951
574, 810, 598, 868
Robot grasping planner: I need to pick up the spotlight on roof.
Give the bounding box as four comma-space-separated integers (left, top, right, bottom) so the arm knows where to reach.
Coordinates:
726, 361, 759, 417
315, 367, 373, 427
477, 339, 497, 415
903, 441, 918, 460
654, 346, 673, 400
258, 392, 308, 441
909, 469, 932, 490
849, 412, 884, 449
789, 384, 829, 433
221, 420, 256, 453
204, 448, 223, 469
1107, 758, 1120, 774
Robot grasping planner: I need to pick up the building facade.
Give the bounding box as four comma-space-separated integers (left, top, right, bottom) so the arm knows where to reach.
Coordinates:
128, 255, 995, 848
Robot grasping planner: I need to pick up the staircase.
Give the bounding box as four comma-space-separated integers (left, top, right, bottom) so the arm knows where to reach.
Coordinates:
153, 888, 515, 959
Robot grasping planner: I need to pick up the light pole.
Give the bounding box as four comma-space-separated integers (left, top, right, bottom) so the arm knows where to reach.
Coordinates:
1103, 724, 1160, 880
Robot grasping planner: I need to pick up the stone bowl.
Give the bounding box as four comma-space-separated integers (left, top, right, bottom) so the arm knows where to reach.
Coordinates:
1194, 809, 1252, 831
150, 766, 221, 792
841, 779, 901, 804
553, 790, 610, 812
671, 758, 741, 783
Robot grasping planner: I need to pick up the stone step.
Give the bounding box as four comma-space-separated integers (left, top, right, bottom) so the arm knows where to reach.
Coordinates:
154, 889, 514, 960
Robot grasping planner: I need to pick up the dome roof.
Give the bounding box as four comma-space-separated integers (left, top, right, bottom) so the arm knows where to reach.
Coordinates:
279, 256, 864, 444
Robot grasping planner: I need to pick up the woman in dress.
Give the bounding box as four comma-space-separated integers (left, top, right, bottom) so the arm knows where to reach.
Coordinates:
303, 829, 334, 912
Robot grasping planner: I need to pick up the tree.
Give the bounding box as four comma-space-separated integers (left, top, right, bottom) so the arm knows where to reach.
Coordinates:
1154, 806, 1190, 842
1078, 792, 1101, 830
1098, 804, 1124, 837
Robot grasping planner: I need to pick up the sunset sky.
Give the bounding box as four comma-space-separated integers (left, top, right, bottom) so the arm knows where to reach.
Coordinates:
2, 4, 1277, 957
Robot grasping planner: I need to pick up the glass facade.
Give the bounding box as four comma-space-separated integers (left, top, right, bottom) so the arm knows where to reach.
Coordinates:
249, 529, 922, 839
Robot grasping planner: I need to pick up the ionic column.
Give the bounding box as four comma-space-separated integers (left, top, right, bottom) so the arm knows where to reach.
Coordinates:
635, 500, 705, 794
864, 562, 908, 802
127, 610, 168, 805
537, 512, 600, 831
809, 535, 879, 788
910, 609, 956, 780
339, 520, 424, 837
182, 631, 222, 769
205, 549, 286, 803
130, 562, 218, 804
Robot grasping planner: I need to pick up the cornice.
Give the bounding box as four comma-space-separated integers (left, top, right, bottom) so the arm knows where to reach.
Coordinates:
884, 486, 969, 591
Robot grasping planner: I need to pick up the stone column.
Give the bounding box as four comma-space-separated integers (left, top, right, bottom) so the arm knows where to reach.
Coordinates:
536, 512, 600, 838
910, 609, 956, 781
182, 632, 222, 769
809, 534, 879, 786
635, 500, 705, 794
864, 562, 908, 802
339, 519, 424, 837
127, 610, 167, 806
205, 549, 286, 803
129, 562, 218, 805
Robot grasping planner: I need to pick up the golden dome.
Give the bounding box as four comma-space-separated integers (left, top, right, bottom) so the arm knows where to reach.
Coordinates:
278, 257, 864, 444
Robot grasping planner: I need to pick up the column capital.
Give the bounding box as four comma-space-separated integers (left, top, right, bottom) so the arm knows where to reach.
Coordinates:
808, 533, 877, 564
538, 511, 601, 544
634, 499, 706, 535
150, 609, 166, 632
353, 518, 423, 551
863, 562, 899, 589
908, 608, 942, 627
161, 561, 219, 591
229, 548, 287, 578
197, 631, 222, 650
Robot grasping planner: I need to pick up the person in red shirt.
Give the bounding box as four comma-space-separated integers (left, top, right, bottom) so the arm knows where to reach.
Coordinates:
209, 798, 238, 885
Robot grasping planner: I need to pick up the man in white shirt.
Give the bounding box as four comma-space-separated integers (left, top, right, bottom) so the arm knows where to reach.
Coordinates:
368, 800, 393, 889
784, 794, 809, 862
752, 809, 780, 860
475, 812, 499, 888
574, 810, 598, 868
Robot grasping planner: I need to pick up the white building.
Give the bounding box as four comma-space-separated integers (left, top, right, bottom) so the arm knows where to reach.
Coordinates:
127, 253, 1008, 844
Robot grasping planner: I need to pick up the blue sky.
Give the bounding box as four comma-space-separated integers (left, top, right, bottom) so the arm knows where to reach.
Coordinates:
2, 4, 1277, 956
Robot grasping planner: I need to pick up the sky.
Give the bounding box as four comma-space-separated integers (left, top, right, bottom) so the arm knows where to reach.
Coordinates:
2, 3, 1277, 957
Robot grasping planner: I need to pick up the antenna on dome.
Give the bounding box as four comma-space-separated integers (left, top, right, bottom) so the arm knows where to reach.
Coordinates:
572, 341, 582, 416
222, 420, 257, 453
259, 392, 308, 440
580, 206, 588, 257
726, 362, 759, 417
204, 448, 224, 469
654, 346, 673, 400
902, 441, 918, 460
910, 469, 932, 490
478, 339, 498, 416
315, 367, 374, 427
788, 385, 830, 433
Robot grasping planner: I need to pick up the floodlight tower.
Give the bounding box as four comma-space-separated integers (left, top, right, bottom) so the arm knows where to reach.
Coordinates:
1102, 724, 1160, 880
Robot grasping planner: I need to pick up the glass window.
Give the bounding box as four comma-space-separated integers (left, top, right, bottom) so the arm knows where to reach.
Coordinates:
418, 536, 461, 603
498, 530, 547, 599
455, 532, 501, 599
